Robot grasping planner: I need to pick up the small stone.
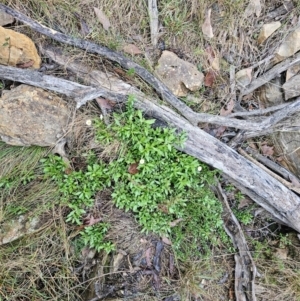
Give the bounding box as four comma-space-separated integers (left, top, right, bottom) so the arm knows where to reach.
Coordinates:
286, 63, 300, 81
257, 22, 281, 45
274, 27, 300, 63
274, 248, 288, 260
283, 74, 300, 100
236, 68, 252, 87
0, 214, 45, 245
0, 11, 14, 26
0, 26, 41, 69
155, 51, 204, 97
257, 77, 283, 106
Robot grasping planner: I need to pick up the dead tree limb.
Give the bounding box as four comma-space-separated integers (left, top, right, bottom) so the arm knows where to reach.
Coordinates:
0, 65, 128, 106
1, 66, 300, 232
141, 98, 300, 232
2, 4, 300, 134
2, 61, 300, 134
240, 52, 300, 97
215, 182, 257, 301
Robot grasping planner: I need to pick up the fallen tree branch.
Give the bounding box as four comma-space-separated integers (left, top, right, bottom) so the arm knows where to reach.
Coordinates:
1, 67, 300, 232
238, 147, 300, 194
215, 182, 257, 301
0, 65, 128, 106
2, 60, 300, 140
240, 52, 300, 97
228, 102, 289, 118
2, 4, 300, 134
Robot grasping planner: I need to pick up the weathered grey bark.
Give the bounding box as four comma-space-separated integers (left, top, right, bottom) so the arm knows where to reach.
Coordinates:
240, 52, 300, 97
137, 98, 300, 232
0, 65, 127, 106
1, 64, 300, 231
215, 183, 257, 301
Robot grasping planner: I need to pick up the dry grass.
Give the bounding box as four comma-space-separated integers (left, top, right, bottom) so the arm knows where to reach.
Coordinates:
0, 222, 83, 301
177, 254, 232, 301
0, 143, 54, 221
255, 258, 300, 301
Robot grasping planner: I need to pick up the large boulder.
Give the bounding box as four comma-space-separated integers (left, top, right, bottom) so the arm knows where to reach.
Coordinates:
0, 84, 70, 146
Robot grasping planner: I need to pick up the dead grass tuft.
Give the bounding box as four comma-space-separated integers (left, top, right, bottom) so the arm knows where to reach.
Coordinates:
66, 102, 102, 155
255, 257, 300, 301
0, 142, 56, 222
177, 253, 233, 301
0, 221, 83, 301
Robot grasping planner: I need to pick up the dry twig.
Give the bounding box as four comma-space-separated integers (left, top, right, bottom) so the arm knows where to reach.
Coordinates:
240, 52, 300, 98
148, 0, 159, 47
238, 147, 300, 194
215, 182, 257, 301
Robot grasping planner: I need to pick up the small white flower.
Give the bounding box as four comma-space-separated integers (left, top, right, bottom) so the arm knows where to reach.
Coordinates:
100, 114, 103, 120
139, 159, 145, 165
197, 166, 202, 172
86, 119, 92, 126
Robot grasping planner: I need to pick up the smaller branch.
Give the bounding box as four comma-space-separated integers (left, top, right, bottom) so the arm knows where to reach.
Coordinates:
148, 0, 159, 47
250, 54, 275, 71
228, 102, 288, 118
230, 64, 236, 102
240, 52, 300, 97
215, 182, 257, 301
0, 65, 127, 107
244, 146, 300, 183
238, 148, 300, 194
265, 1, 294, 21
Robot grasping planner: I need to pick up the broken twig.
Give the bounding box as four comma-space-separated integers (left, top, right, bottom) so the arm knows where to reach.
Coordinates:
240, 51, 300, 97
148, 0, 159, 47
216, 182, 257, 301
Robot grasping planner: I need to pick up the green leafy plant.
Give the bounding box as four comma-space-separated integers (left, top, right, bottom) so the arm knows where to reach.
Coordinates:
0, 171, 36, 189
126, 67, 136, 76
41, 156, 108, 225
279, 234, 292, 248
95, 96, 226, 257
233, 208, 253, 225
233, 194, 254, 226
81, 223, 115, 253
42, 96, 227, 257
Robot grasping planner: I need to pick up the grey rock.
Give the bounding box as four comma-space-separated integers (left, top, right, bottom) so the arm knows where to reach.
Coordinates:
155, 50, 204, 97
0, 11, 14, 26
283, 74, 300, 100
257, 77, 283, 106
0, 84, 70, 146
